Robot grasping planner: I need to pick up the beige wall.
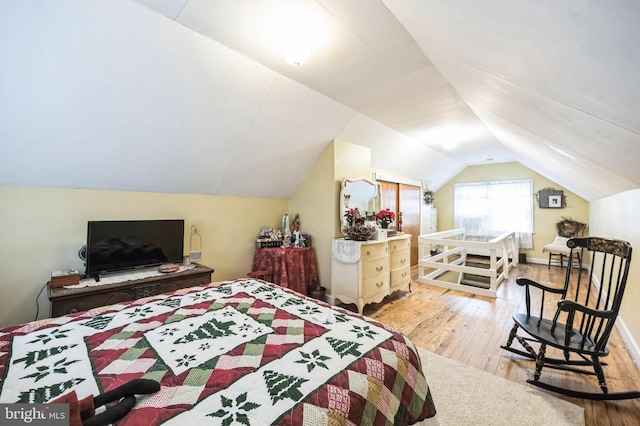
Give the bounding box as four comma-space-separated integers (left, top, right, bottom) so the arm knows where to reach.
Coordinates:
289, 139, 373, 298
333, 139, 372, 186
0, 139, 373, 327
288, 139, 370, 296
289, 142, 335, 291
590, 189, 640, 362
0, 185, 287, 328
435, 162, 589, 261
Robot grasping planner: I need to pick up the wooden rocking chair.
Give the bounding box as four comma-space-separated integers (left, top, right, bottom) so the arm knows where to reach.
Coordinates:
501, 237, 640, 400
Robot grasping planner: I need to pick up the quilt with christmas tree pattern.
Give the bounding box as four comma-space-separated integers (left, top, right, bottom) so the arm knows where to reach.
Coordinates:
0, 279, 437, 425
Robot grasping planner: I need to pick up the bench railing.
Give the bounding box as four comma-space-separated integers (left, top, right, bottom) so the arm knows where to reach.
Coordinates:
417, 228, 518, 297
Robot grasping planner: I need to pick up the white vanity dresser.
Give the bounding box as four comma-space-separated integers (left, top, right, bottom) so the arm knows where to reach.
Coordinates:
331, 234, 411, 314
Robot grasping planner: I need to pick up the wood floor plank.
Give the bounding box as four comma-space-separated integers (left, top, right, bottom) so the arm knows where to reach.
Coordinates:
340, 261, 640, 426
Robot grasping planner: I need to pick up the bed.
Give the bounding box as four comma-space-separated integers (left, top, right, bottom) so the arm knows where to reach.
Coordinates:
0, 278, 437, 425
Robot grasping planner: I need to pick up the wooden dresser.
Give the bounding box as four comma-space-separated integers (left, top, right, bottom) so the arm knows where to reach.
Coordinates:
331, 234, 411, 314
388, 235, 412, 292
48, 264, 214, 317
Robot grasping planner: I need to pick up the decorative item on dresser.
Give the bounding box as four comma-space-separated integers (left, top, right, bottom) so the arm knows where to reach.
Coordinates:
375, 208, 396, 229
48, 264, 214, 317
344, 223, 376, 241
255, 214, 310, 248
331, 234, 411, 314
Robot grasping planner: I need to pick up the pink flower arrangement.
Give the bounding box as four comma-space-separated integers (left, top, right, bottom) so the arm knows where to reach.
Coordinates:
376, 208, 396, 228
344, 208, 361, 227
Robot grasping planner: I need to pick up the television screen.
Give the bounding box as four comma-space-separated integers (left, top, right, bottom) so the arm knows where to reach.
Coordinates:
86, 220, 184, 276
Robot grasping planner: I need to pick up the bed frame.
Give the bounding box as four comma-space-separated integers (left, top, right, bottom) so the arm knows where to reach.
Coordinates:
417, 228, 518, 297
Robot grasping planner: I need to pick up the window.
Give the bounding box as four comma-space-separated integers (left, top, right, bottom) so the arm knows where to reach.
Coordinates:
454, 179, 533, 249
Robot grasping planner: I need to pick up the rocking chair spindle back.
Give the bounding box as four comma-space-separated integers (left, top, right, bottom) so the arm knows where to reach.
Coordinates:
502, 236, 639, 400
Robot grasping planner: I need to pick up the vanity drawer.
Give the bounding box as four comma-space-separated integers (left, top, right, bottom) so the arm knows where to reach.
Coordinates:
361, 242, 388, 260
363, 273, 389, 298
390, 238, 411, 253
390, 265, 411, 288
390, 250, 410, 270
363, 257, 388, 278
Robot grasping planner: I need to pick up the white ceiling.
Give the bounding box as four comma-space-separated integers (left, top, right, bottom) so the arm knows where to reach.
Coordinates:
1, 0, 639, 201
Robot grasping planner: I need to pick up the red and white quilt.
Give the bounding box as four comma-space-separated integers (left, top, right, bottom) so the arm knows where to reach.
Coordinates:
0, 279, 437, 425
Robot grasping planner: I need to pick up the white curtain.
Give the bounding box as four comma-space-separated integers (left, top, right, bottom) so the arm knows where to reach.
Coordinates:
454, 180, 533, 249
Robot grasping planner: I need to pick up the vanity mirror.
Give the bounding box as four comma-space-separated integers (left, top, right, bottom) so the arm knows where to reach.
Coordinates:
340, 177, 381, 235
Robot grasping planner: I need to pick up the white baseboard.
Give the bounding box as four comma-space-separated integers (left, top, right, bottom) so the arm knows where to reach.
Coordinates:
524, 257, 567, 266
522, 257, 581, 268
614, 315, 640, 371
523, 257, 547, 265
580, 265, 640, 372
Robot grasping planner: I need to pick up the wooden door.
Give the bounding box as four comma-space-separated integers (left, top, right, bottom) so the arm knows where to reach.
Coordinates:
379, 181, 421, 265
399, 184, 420, 265
380, 181, 398, 216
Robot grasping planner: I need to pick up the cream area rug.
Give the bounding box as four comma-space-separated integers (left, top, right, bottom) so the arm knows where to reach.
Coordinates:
417, 348, 585, 426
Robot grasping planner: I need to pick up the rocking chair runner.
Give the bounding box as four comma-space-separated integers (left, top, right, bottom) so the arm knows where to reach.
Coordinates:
501, 236, 640, 400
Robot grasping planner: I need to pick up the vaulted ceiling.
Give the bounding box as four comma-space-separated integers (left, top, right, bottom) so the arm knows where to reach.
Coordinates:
1, 1, 639, 201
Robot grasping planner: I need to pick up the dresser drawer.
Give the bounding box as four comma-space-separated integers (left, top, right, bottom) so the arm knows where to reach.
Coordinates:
363, 257, 388, 278
390, 265, 411, 288
390, 238, 411, 253
361, 242, 388, 260
390, 249, 410, 270
363, 273, 389, 298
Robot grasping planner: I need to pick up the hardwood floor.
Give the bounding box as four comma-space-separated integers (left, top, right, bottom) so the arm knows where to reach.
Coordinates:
341, 261, 640, 426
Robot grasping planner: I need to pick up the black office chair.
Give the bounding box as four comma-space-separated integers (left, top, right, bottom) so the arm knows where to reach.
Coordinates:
502, 237, 640, 400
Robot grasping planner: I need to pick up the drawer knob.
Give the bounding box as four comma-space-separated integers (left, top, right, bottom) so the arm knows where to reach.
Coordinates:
376, 265, 383, 272
393, 245, 397, 250
366, 250, 371, 255
401, 258, 406, 264
376, 281, 383, 287
401, 272, 407, 277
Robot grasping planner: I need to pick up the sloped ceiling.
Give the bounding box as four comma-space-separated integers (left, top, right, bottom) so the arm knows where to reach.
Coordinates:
1, 0, 638, 201
384, 0, 640, 201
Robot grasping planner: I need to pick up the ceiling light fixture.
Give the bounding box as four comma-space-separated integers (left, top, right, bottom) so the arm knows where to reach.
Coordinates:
281, 25, 310, 67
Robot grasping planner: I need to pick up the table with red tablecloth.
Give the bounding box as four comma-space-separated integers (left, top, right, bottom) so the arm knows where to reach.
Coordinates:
251, 247, 320, 295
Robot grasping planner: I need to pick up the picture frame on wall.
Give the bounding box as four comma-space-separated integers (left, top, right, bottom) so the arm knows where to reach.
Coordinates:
537, 188, 565, 208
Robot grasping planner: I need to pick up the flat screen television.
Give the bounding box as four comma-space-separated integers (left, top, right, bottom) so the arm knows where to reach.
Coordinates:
85, 219, 184, 278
